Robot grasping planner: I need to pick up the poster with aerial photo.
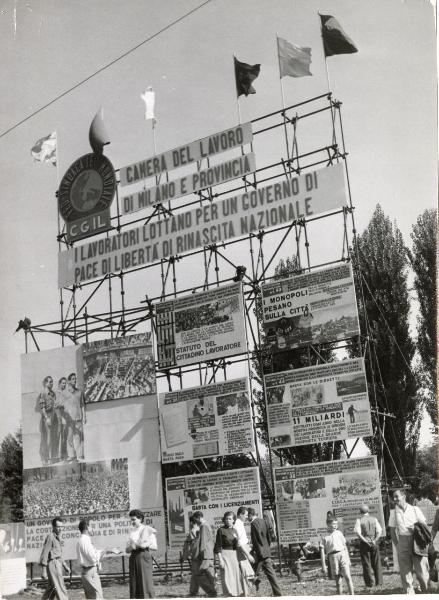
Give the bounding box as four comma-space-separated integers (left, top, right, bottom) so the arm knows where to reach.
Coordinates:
261, 264, 359, 351
265, 358, 372, 447
156, 282, 246, 369
159, 377, 254, 463
83, 333, 156, 403
274, 456, 384, 544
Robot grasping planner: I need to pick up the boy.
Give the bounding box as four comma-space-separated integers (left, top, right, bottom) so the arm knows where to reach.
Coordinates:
320, 518, 354, 595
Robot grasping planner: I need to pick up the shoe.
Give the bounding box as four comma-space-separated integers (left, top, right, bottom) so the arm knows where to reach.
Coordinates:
254, 578, 261, 591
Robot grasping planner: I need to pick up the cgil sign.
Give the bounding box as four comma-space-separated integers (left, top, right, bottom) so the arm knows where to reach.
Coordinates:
119, 122, 253, 186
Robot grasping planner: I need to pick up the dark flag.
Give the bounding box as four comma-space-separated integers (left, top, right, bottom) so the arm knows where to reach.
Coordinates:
320, 14, 358, 57
234, 57, 261, 97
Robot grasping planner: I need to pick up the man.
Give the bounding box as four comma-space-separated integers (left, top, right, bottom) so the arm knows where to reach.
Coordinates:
354, 504, 383, 588
76, 519, 104, 599
182, 515, 200, 597
247, 507, 282, 596
347, 405, 357, 423
234, 507, 255, 595
320, 518, 354, 595
389, 488, 429, 593
39, 517, 70, 600
191, 511, 217, 597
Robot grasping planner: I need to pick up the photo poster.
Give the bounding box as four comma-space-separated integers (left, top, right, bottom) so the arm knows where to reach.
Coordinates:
24, 508, 166, 563
166, 467, 261, 549
156, 282, 247, 369
261, 263, 360, 352
264, 358, 373, 448
274, 456, 384, 544
83, 332, 156, 403
159, 377, 254, 463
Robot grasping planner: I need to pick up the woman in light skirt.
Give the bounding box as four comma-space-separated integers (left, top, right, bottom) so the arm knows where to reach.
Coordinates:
214, 511, 243, 597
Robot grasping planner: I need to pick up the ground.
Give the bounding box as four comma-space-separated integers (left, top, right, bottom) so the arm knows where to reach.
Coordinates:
9, 560, 438, 598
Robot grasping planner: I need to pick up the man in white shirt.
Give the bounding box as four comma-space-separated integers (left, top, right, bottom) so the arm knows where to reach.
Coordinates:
76, 519, 103, 599
353, 504, 383, 588
388, 488, 429, 593
235, 507, 255, 594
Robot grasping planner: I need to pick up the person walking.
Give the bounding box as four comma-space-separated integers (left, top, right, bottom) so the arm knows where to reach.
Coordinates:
353, 504, 383, 588
389, 488, 429, 593
234, 507, 255, 595
182, 515, 200, 597
191, 511, 217, 597
76, 519, 104, 599
214, 511, 242, 597
39, 517, 70, 600
247, 507, 282, 596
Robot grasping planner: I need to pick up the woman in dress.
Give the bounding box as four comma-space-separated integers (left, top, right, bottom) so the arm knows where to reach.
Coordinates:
37, 376, 57, 465
126, 509, 157, 598
214, 511, 243, 597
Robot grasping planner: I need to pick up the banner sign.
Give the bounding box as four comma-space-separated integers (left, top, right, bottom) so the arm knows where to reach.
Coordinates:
24, 508, 166, 562
156, 282, 246, 369
264, 358, 372, 448
83, 333, 156, 403
119, 122, 253, 186
0, 522, 26, 594
121, 153, 256, 214
166, 467, 261, 549
58, 163, 346, 287
159, 378, 254, 463
58, 153, 116, 242
274, 456, 384, 544
262, 263, 359, 351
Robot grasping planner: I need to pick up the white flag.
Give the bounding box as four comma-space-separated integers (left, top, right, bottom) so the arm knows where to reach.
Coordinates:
31, 131, 57, 165
140, 87, 155, 120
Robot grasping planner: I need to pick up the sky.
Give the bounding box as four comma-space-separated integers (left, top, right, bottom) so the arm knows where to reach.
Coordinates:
0, 0, 436, 448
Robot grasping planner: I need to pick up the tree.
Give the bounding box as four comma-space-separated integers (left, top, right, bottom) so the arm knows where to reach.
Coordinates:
0, 428, 23, 522
408, 208, 437, 430
411, 441, 438, 501
353, 205, 421, 482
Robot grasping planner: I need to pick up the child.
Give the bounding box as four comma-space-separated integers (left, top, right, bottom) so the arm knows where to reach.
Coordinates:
320, 518, 354, 595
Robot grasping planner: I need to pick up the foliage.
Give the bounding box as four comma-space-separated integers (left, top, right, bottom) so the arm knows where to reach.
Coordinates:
411, 441, 438, 501
353, 205, 421, 481
408, 208, 437, 430
0, 428, 23, 522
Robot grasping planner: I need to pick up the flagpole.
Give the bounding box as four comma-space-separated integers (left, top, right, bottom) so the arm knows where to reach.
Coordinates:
152, 118, 157, 155
54, 130, 66, 347
233, 54, 242, 124
276, 35, 292, 176
318, 12, 331, 93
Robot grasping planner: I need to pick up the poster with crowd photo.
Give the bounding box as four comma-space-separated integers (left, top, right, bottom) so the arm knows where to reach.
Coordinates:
274, 456, 384, 544
0, 522, 26, 594
23, 458, 129, 520
265, 358, 372, 448
24, 508, 166, 563
261, 264, 359, 352
159, 378, 254, 463
21, 346, 85, 470
83, 333, 156, 403
166, 467, 261, 548
156, 282, 246, 369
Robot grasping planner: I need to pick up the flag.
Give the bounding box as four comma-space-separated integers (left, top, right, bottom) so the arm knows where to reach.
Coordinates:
234, 57, 261, 97
140, 86, 155, 120
277, 37, 312, 78
89, 108, 110, 154
320, 14, 358, 57
30, 132, 57, 165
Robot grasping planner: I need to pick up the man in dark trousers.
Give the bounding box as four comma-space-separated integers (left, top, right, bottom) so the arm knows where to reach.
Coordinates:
354, 504, 383, 588
191, 511, 217, 597
247, 507, 282, 596
39, 517, 70, 600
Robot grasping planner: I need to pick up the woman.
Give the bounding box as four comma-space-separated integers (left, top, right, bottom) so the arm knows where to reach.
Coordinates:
214, 511, 243, 597
126, 509, 157, 599
37, 376, 57, 465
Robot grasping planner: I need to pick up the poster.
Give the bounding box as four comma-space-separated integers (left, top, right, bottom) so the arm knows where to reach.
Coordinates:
24, 508, 166, 562
262, 263, 359, 351
58, 163, 347, 287
83, 333, 156, 403
265, 358, 372, 448
23, 459, 129, 520
21, 346, 85, 469
156, 282, 246, 369
166, 467, 261, 548
159, 378, 254, 463
0, 523, 26, 595
274, 456, 384, 544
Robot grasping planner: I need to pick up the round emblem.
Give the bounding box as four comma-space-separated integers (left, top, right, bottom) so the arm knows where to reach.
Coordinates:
58, 153, 116, 222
